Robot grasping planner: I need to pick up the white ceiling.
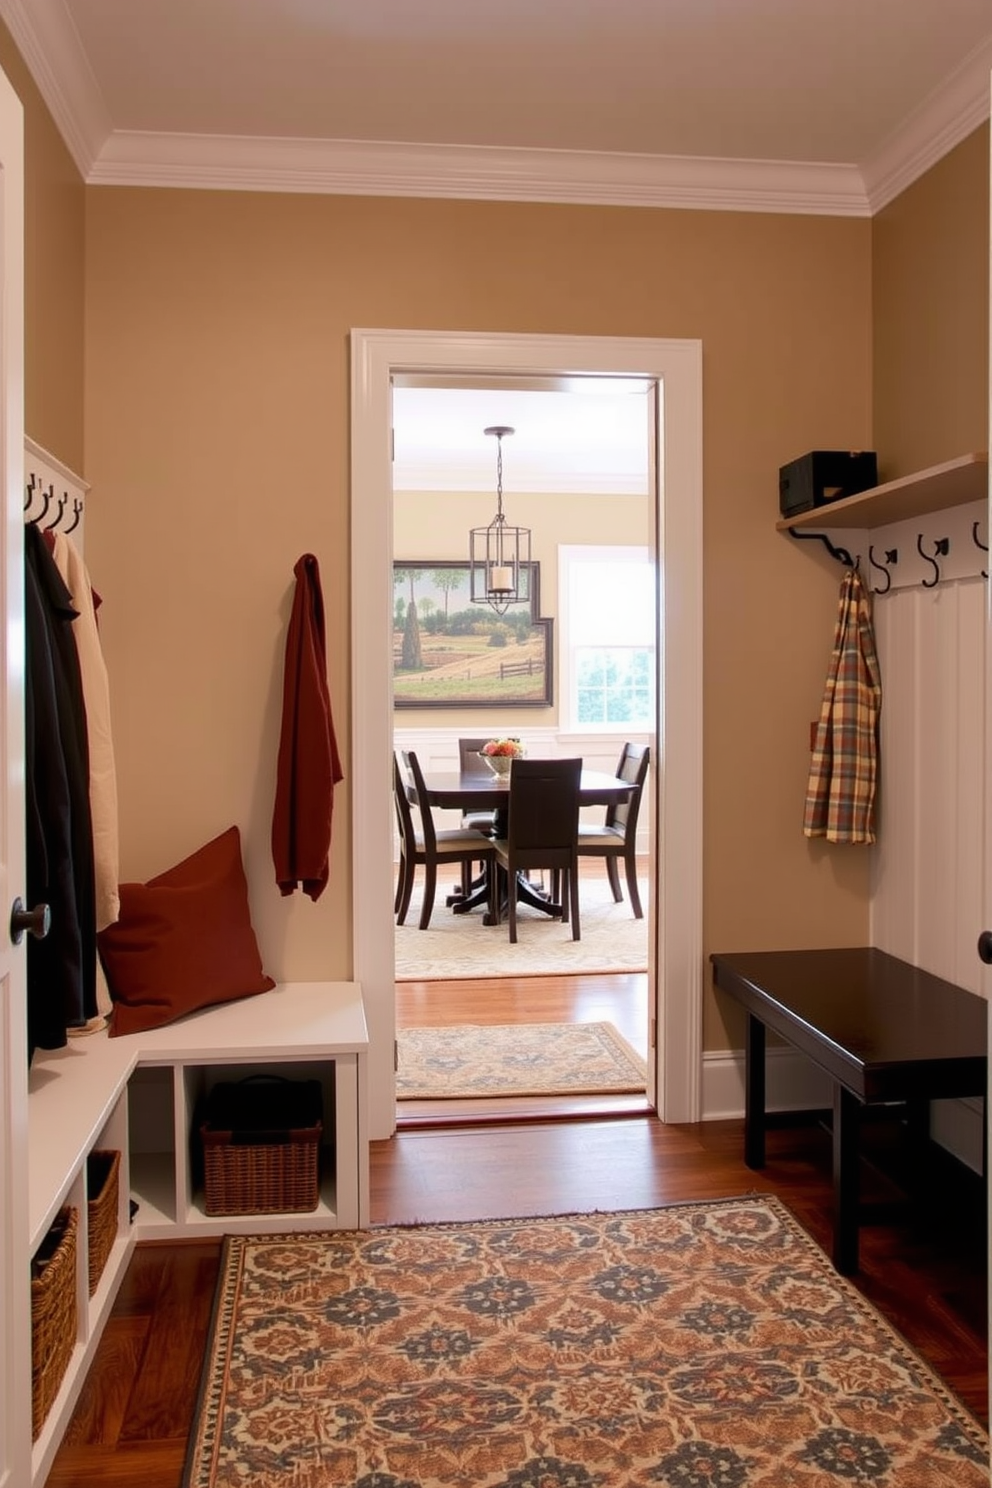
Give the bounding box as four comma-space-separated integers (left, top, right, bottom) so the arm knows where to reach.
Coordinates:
2, 0, 991, 214
392, 382, 652, 495
5, 2, 989, 489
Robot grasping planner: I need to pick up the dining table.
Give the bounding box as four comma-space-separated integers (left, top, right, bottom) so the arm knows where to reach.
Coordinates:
408, 765, 637, 921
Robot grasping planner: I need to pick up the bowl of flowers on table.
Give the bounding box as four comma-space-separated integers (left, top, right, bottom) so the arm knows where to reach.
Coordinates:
480, 737, 525, 779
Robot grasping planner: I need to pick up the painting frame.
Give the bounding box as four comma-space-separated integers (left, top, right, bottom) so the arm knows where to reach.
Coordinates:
393, 559, 553, 709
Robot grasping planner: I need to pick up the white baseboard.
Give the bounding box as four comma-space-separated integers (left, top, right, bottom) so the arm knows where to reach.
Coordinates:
702, 1049, 984, 1175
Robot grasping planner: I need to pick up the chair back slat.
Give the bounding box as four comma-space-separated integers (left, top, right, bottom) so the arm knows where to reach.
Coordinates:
458, 736, 491, 775
393, 752, 417, 851
507, 757, 582, 854
401, 749, 438, 852
606, 743, 650, 831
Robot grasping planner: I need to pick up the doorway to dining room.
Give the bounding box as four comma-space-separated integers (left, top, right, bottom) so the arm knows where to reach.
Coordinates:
350, 329, 703, 1144
391, 377, 653, 1119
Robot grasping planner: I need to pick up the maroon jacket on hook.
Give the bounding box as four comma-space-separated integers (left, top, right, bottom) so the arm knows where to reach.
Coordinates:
271, 553, 343, 900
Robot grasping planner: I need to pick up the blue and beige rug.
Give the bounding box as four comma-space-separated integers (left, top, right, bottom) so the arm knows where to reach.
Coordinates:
183, 1197, 987, 1487
396, 1021, 648, 1100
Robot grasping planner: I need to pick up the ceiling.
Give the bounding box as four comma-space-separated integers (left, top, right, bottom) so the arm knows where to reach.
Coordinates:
2, 0, 991, 215
5, 2, 989, 489
392, 381, 651, 495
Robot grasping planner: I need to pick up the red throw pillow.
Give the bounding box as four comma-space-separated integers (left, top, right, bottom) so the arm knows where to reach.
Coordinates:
98, 826, 275, 1037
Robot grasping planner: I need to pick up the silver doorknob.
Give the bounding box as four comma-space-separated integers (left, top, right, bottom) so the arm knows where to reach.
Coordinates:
10, 898, 50, 945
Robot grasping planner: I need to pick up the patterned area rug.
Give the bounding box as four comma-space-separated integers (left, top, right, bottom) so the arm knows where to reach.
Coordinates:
395, 873, 649, 981
396, 1021, 647, 1099
183, 1197, 988, 1488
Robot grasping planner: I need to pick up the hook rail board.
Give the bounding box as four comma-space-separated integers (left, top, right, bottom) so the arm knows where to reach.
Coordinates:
789, 499, 987, 594
24, 436, 88, 543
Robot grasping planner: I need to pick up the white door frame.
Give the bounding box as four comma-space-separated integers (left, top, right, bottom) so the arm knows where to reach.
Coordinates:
0, 61, 27, 1488
351, 329, 703, 1142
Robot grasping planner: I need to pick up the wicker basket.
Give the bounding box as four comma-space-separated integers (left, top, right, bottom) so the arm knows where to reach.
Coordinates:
86, 1149, 121, 1296
200, 1077, 322, 1216
31, 1206, 78, 1440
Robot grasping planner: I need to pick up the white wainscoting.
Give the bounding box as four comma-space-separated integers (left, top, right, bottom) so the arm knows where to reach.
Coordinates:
870, 570, 987, 1173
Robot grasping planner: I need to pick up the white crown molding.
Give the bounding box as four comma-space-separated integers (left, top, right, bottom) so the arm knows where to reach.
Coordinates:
861, 34, 992, 212
0, 0, 109, 176
87, 130, 872, 216
2, 0, 988, 216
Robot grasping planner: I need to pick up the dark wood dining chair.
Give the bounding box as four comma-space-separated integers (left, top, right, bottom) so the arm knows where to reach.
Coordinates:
457, 736, 498, 829
393, 751, 496, 929
576, 742, 650, 918
491, 758, 582, 943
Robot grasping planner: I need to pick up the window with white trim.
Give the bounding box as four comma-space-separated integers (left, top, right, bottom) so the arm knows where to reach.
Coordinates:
559, 545, 656, 731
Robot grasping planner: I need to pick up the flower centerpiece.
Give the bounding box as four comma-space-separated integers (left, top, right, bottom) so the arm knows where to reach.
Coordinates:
480, 737, 524, 778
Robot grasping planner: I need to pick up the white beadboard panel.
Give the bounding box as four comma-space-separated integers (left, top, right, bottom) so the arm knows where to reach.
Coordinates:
870, 576, 987, 995
871, 588, 922, 956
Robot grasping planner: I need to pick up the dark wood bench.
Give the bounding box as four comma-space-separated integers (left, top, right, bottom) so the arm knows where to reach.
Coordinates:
710, 946, 987, 1273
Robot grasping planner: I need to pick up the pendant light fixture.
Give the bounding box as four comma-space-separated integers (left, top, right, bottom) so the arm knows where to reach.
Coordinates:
469, 425, 531, 616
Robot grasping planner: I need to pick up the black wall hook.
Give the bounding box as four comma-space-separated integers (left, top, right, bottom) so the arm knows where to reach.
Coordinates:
45, 493, 67, 530
787, 527, 857, 568
917, 533, 949, 588
26, 479, 52, 525
972, 521, 988, 580
868, 544, 898, 595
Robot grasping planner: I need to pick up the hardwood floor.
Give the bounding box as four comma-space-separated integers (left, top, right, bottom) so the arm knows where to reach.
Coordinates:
396, 857, 652, 1123
46, 971, 989, 1486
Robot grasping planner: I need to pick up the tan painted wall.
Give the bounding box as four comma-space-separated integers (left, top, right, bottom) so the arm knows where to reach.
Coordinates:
872, 124, 990, 478
80, 187, 874, 1050
0, 24, 84, 469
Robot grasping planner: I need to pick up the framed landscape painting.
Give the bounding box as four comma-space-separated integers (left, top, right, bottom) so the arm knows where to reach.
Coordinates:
393, 560, 553, 708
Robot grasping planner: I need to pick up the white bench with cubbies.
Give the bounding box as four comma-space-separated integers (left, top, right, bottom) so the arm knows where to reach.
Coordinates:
26, 980, 368, 1487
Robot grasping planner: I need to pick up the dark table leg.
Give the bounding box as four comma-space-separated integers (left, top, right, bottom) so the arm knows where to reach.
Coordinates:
449, 871, 490, 914
832, 1084, 861, 1274
744, 1013, 766, 1169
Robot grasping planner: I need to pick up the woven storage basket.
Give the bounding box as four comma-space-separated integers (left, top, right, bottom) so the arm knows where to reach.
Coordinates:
31, 1206, 78, 1440
200, 1077, 322, 1216
86, 1149, 120, 1296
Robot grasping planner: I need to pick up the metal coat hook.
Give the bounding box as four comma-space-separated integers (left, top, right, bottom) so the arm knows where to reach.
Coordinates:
868, 544, 898, 595
27, 480, 52, 525
45, 493, 67, 530
63, 496, 83, 535
972, 520, 988, 580
787, 527, 857, 568
23, 473, 35, 513
917, 533, 949, 588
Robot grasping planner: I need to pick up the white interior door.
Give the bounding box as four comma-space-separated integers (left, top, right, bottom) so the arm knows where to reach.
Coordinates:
0, 62, 27, 1488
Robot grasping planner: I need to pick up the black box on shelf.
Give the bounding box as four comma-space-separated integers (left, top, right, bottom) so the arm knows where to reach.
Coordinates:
778, 450, 877, 518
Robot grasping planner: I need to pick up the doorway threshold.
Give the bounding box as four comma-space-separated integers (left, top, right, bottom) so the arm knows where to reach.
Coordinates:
397, 1093, 653, 1131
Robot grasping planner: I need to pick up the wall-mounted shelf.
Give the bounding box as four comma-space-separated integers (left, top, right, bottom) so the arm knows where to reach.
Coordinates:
776, 453, 988, 533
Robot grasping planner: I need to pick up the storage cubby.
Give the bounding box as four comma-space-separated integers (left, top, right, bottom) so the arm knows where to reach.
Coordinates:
182, 1061, 338, 1224
127, 1065, 178, 1227
27, 980, 368, 1485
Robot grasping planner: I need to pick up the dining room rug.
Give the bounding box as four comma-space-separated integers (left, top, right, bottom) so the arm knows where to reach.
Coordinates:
396, 1020, 647, 1099
395, 871, 649, 980
182, 1196, 988, 1488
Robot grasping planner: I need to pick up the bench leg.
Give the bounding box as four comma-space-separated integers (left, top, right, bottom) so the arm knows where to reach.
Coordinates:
832, 1084, 861, 1274
744, 1014, 766, 1169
